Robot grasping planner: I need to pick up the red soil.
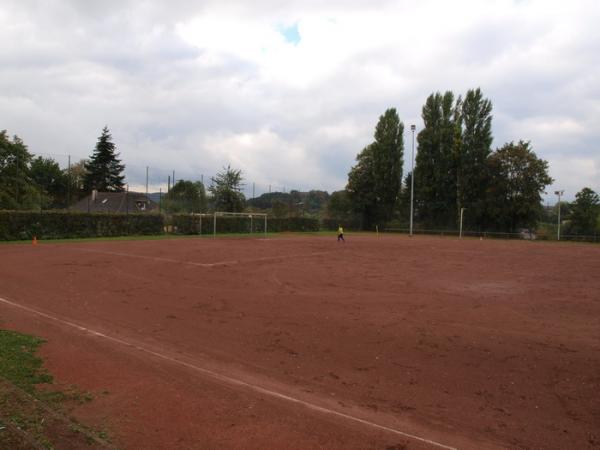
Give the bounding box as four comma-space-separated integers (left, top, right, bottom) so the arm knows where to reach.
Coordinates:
0, 235, 599, 449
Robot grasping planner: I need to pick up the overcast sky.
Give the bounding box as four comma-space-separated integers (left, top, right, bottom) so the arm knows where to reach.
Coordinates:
1, 0, 598, 200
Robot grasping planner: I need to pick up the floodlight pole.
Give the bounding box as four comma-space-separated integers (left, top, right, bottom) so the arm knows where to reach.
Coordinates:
409, 124, 416, 237
459, 207, 466, 239
555, 190, 564, 241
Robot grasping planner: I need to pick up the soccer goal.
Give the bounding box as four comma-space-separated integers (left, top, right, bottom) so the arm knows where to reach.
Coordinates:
212, 212, 268, 238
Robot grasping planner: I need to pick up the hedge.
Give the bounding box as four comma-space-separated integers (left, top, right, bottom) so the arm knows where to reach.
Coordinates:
171, 214, 319, 235
0, 210, 164, 241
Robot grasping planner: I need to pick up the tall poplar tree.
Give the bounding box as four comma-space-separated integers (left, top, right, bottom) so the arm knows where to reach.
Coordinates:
458, 88, 493, 228
347, 144, 377, 227
414, 91, 457, 227
348, 108, 404, 228
83, 127, 125, 192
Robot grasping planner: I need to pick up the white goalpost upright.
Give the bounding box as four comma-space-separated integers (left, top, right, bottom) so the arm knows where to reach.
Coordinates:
212, 211, 268, 238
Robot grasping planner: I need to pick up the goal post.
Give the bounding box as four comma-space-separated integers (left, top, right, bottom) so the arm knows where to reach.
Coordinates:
212, 212, 268, 238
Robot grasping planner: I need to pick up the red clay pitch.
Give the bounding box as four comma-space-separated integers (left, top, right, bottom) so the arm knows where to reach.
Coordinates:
0, 234, 598, 449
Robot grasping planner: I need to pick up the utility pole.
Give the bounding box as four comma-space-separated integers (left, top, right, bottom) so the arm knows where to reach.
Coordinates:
67, 155, 71, 209
145, 166, 149, 197
409, 124, 416, 237
15, 153, 19, 207
555, 190, 564, 240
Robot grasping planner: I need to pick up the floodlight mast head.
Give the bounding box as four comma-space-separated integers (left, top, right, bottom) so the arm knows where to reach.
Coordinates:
411, 124, 416, 132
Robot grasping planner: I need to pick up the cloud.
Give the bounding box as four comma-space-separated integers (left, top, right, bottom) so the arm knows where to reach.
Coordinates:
0, 0, 598, 200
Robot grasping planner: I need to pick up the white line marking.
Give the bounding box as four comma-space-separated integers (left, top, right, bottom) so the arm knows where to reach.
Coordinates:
72, 247, 332, 268
0, 295, 458, 450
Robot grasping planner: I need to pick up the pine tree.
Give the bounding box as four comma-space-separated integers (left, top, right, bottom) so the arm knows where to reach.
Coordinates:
209, 165, 245, 212
372, 108, 404, 220
83, 127, 125, 192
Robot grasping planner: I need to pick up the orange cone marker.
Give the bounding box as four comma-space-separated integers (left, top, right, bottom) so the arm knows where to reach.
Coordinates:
32, 236, 38, 246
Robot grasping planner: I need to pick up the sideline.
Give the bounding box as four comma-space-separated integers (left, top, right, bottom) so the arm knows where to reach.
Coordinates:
0, 295, 458, 450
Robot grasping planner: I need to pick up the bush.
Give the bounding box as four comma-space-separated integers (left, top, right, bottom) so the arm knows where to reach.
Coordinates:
0, 210, 163, 240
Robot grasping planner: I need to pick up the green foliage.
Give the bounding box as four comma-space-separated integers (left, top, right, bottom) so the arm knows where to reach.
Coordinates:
67, 159, 87, 200
568, 187, 600, 235
271, 200, 288, 218
83, 127, 125, 192
0, 211, 163, 240
320, 218, 362, 231
347, 108, 404, 229
0, 131, 39, 210
209, 165, 245, 212
372, 108, 404, 216
415, 91, 458, 227
347, 144, 377, 227
247, 190, 329, 217
326, 190, 353, 220
164, 180, 207, 213
0, 330, 52, 393
29, 156, 71, 209
397, 172, 412, 225
304, 190, 329, 212
458, 88, 493, 227
247, 192, 290, 209
484, 141, 553, 231
268, 217, 319, 232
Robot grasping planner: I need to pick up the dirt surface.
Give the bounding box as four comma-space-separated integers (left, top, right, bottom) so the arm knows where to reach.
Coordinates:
0, 234, 599, 449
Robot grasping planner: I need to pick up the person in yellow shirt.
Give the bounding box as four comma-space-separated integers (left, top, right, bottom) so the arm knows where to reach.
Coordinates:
337, 225, 345, 242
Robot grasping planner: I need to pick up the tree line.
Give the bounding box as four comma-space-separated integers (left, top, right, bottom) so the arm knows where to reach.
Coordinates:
333, 88, 599, 235
2, 88, 599, 236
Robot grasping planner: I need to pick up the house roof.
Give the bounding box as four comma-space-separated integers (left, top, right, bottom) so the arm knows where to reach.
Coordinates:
72, 191, 159, 214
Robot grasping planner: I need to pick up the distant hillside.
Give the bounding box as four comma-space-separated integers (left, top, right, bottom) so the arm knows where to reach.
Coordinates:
247, 190, 329, 213
148, 192, 162, 203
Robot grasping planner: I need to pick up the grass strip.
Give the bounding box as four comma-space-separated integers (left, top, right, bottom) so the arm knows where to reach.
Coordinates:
0, 329, 115, 449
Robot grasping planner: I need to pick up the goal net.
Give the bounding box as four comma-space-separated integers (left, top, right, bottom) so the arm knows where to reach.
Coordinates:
191, 212, 268, 237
